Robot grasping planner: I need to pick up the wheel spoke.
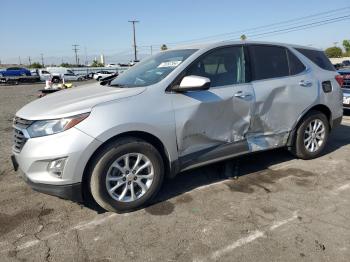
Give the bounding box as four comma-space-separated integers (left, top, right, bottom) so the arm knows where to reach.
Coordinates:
304, 136, 312, 143
136, 180, 148, 193
130, 183, 136, 201
138, 171, 154, 180
135, 161, 151, 174
107, 176, 124, 182
124, 154, 130, 170
118, 184, 128, 201
132, 154, 142, 170
112, 163, 126, 173
109, 181, 126, 193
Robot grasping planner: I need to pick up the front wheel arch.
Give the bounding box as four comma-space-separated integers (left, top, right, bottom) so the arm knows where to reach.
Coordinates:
81, 131, 173, 203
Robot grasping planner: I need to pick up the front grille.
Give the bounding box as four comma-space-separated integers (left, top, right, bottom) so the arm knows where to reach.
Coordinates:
13, 117, 33, 153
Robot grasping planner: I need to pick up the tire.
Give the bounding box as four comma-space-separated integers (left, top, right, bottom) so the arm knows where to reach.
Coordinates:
89, 137, 164, 212
290, 111, 329, 160
96, 76, 101, 81
52, 77, 60, 83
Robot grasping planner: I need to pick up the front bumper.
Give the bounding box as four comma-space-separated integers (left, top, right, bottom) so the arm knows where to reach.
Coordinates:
12, 156, 83, 202
12, 127, 102, 201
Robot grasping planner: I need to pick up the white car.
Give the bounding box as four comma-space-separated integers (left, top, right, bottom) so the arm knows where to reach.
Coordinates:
93, 71, 114, 81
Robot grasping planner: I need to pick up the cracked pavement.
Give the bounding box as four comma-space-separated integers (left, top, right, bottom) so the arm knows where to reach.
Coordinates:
0, 83, 350, 261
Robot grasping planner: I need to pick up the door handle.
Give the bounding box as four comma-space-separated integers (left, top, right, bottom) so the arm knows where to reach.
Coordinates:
299, 80, 312, 87
234, 91, 252, 99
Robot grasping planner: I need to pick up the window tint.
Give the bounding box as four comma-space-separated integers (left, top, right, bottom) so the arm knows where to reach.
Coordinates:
296, 48, 335, 71
185, 46, 246, 87
287, 50, 306, 75
249, 45, 289, 80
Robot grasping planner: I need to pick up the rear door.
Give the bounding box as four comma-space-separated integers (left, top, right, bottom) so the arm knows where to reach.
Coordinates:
247, 44, 317, 151
171, 45, 254, 159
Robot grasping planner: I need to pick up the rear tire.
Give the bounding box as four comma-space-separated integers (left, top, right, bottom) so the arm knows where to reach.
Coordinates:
290, 111, 329, 160
89, 137, 164, 212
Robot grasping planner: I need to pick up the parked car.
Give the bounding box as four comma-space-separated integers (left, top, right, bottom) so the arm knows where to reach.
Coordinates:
12, 41, 343, 212
343, 89, 350, 109
93, 71, 114, 81
338, 68, 350, 89
30, 69, 52, 81
46, 67, 84, 83
0, 67, 31, 77
333, 63, 343, 70
342, 60, 350, 67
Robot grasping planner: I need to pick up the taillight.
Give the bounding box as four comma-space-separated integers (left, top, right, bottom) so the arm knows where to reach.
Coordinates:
335, 75, 344, 87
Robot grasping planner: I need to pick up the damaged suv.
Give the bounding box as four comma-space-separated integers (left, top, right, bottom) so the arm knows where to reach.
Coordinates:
12, 41, 343, 212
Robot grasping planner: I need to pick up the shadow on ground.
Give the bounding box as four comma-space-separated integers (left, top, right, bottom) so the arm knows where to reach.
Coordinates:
84, 123, 350, 213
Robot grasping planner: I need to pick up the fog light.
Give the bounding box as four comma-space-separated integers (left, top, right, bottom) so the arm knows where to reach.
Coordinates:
47, 158, 67, 177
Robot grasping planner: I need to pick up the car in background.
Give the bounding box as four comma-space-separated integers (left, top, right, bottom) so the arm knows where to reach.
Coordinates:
338, 68, 350, 109
333, 63, 343, 70
62, 71, 85, 81
342, 60, 350, 67
0, 67, 31, 77
93, 71, 114, 81
30, 69, 52, 81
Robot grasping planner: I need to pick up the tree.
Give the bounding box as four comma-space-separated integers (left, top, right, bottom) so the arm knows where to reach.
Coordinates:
60, 63, 73, 67
325, 47, 343, 58
343, 40, 350, 56
90, 60, 104, 67
240, 34, 247, 41
28, 62, 43, 69
160, 44, 168, 51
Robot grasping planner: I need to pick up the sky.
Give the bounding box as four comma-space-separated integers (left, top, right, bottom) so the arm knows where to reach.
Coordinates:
0, 0, 349, 64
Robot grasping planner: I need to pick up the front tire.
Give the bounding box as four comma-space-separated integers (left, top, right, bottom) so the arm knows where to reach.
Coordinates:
89, 137, 164, 212
291, 111, 329, 160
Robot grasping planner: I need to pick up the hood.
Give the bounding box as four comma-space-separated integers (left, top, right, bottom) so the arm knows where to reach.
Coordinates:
16, 82, 146, 120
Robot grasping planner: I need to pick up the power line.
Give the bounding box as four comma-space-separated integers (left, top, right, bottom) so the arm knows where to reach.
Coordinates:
128, 20, 139, 61
72, 44, 80, 65
139, 6, 350, 47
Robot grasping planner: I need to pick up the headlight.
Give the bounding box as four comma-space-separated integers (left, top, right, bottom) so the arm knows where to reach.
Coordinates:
27, 113, 89, 138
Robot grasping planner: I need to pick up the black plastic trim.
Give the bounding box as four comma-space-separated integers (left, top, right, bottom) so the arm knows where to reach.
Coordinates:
18, 169, 83, 202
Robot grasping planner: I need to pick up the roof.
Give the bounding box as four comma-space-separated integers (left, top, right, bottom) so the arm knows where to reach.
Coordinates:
172, 40, 321, 51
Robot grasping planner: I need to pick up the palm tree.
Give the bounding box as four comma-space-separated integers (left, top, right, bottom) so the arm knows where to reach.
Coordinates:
161, 44, 168, 51
240, 35, 247, 41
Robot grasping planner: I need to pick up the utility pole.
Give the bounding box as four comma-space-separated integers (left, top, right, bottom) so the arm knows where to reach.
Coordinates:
150, 45, 153, 55
72, 44, 80, 65
128, 20, 139, 61
28, 56, 32, 66
40, 53, 44, 67
19, 56, 22, 65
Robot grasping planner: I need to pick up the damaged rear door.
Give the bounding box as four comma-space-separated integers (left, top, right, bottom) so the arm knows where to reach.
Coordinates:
170, 45, 254, 166
247, 44, 317, 151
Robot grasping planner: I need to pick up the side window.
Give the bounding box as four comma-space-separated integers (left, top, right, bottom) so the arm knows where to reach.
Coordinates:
185, 46, 246, 87
287, 50, 306, 75
249, 45, 289, 80
296, 48, 335, 71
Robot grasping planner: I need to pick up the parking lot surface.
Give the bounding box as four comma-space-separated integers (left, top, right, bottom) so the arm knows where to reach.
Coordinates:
0, 83, 350, 262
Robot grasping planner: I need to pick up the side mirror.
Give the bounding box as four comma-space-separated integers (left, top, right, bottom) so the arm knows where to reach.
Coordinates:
175, 75, 211, 92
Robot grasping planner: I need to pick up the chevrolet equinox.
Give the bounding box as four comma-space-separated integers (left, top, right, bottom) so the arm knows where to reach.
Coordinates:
12, 41, 343, 212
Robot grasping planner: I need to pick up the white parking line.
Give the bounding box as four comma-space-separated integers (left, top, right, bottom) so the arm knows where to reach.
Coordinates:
210, 230, 265, 260
332, 183, 350, 195
195, 211, 299, 261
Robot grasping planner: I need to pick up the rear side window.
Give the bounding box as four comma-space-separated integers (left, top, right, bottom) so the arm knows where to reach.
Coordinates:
296, 48, 335, 71
287, 50, 306, 75
249, 45, 289, 80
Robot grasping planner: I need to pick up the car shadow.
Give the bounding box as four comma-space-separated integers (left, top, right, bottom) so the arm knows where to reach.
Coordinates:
84, 122, 350, 214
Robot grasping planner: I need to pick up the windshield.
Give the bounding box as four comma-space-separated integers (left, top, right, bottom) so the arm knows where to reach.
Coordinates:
110, 49, 197, 87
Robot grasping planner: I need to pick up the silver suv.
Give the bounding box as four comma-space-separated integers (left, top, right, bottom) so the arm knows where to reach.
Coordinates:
12, 41, 343, 212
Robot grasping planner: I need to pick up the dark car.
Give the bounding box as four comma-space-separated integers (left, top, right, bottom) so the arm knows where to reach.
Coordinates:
342, 60, 350, 67
0, 67, 31, 77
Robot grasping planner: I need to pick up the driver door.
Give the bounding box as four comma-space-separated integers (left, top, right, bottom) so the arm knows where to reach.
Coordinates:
170, 46, 254, 166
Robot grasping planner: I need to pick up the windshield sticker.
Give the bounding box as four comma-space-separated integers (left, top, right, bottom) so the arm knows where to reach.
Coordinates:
158, 61, 182, 68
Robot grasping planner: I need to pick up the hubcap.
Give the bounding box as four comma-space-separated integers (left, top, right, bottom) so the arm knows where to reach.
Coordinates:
106, 153, 154, 202
304, 119, 326, 153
